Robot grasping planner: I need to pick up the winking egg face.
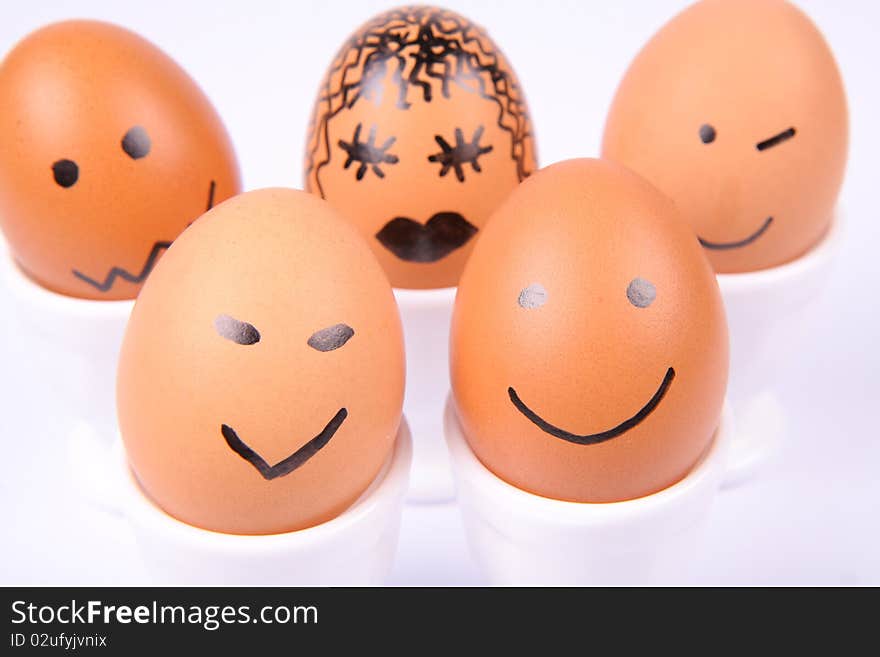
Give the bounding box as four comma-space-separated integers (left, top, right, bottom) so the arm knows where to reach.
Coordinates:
117, 188, 405, 535
602, 0, 848, 273
304, 5, 537, 289
450, 159, 728, 503
0, 20, 240, 300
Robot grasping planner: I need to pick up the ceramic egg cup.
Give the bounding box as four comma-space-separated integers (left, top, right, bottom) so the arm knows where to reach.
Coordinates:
393, 286, 457, 503
717, 216, 841, 487
119, 418, 412, 586
0, 245, 132, 507
444, 396, 732, 586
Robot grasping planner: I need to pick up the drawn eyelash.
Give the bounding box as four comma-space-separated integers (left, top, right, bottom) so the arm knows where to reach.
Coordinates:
338, 123, 399, 180
428, 126, 493, 182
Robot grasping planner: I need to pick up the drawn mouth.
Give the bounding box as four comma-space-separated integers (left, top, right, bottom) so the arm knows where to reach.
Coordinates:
698, 217, 773, 251
72, 180, 217, 292
375, 212, 478, 263
221, 408, 348, 480
508, 367, 675, 445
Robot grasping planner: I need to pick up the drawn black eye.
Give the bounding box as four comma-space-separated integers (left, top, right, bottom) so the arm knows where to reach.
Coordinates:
214, 314, 260, 345
52, 159, 79, 188
428, 126, 493, 182
338, 123, 398, 180
308, 323, 355, 352
517, 283, 547, 309
122, 126, 151, 159
699, 124, 716, 144
626, 278, 656, 308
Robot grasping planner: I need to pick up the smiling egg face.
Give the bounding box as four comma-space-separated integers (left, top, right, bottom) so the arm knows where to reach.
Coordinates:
450, 159, 728, 503
304, 6, 537, 289
0, 20, 240, 300
602, 0, 847, 273
117, 188, 405, 535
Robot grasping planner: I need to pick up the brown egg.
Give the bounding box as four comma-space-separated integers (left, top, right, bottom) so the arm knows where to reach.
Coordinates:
0, 20, 241, 300
450, 159, 728, 503
602, 0, 847, 273
117, 188, 405, 535
304, 6, 537, 289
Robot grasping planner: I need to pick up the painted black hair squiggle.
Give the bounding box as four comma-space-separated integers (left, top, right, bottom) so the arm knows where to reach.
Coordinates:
304, 6, 534, 198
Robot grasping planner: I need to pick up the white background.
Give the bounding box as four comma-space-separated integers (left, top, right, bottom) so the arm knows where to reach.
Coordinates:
0, 0, 877, 585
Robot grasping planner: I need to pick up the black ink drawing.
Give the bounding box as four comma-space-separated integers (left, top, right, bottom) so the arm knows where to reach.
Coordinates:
221, 409, 348, 480
338, 123, 399, 180
71, 179, 218, 291
428, 126, 493, 182
305, 6, 534, 197
509, 368, 676, 445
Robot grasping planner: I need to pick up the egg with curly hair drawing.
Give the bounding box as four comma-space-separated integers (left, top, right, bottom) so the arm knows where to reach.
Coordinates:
304, 5, 537, 289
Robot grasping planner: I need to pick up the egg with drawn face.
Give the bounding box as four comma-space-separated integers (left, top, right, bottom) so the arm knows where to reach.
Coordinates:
304, 5, 537, 289
117, 188, 405, 535
0, 20, 240, 300
602, 0, 847, 273
450, 159, 728, 503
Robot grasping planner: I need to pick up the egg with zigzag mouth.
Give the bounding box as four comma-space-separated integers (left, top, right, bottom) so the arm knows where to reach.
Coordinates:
0, 20, 240, 300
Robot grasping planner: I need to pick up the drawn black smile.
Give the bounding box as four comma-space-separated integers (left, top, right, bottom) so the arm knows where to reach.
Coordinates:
71, 180, 217, 291
375, 212, 478, 263
221, 408, 348, 480
508, 368, 675, 445
698, 216, 773, 251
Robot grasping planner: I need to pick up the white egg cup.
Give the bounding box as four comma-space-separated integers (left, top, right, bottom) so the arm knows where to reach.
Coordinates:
0, 246, 133, 506
445, 396, 732, 585
716, 217, 841, 486
120, 418, 412, 586
393, 286, 457, 503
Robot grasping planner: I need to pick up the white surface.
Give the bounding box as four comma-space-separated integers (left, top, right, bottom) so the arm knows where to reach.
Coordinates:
393, 287, 457, 503
0, 246, 132, 450
445, 398, 731, 585
0, 0, 878, 586
718, 215, 843, 487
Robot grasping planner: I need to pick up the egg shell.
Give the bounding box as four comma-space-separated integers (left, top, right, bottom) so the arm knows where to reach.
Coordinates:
304, 5, 537, 289
602, 0, 847, 273
117, 188, 405, 535
0, 20, 241, 300
450, 158, 729, 503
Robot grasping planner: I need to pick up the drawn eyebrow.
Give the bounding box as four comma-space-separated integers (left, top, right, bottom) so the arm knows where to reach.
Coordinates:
756, 127, 796, 151
308, 323, 355, 352
214, 314, 261, 345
